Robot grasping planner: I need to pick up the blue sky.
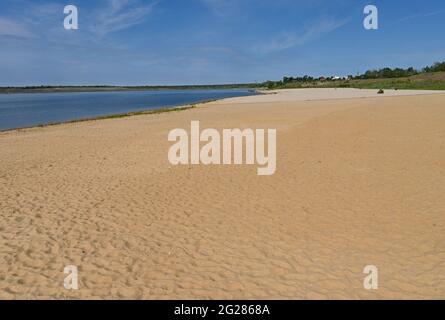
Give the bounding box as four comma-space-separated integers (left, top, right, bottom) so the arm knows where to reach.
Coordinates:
0, 0, 444, 86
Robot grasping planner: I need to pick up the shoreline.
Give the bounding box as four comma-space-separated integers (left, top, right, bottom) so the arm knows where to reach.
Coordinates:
0, 89, 265, 133
0, 105, 196, 134
1, 88, 445, 133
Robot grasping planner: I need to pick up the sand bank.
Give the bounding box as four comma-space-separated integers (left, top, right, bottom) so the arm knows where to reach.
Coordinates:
0, 89, 444, 299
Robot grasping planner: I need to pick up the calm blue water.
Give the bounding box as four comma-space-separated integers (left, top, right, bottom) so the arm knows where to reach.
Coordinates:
0, 89, 256, 131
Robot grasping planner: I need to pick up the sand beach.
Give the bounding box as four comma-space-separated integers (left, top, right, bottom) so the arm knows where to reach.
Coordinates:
1, 88, 444, 299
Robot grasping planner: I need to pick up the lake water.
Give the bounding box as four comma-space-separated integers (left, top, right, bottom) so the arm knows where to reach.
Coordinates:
0, 89, 256, 131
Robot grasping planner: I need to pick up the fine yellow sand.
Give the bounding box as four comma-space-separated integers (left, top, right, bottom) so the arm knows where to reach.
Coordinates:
0, 89, 444, 299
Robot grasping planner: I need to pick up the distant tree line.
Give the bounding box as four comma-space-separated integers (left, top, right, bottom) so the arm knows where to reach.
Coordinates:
263, 61, 445, 89
355, 67, 418, 79
0, 83, 261, 93
2, 61, 445, 93
422, 61, 445, 73
352, 61, 445, 79
282, 75, 315, 83
355, 62, 445, 79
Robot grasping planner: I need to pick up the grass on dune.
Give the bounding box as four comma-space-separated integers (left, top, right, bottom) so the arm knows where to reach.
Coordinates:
348, 78, 445, 90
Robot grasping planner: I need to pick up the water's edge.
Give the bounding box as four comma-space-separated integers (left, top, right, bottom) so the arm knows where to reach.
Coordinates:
0, 89, 260, 133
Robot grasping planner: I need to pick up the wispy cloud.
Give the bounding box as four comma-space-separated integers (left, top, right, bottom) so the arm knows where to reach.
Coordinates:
398, 10, 445, 23
254, 17, 348, 54
0, 1, 156, 40
0, 17, 35, 38
91, 0, 157, 37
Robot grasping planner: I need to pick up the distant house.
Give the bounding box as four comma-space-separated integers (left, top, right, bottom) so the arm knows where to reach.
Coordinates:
319, 76, 326, 82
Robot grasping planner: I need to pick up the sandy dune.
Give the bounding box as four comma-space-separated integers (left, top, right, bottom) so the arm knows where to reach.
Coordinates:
0, 89, 444, 299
